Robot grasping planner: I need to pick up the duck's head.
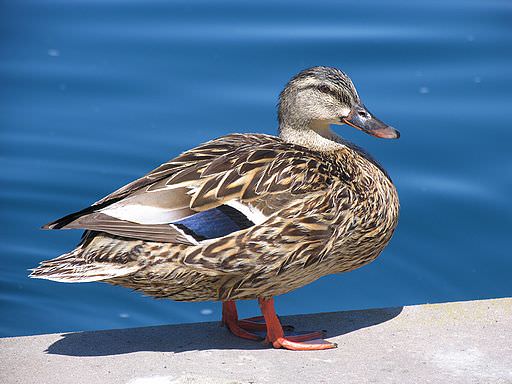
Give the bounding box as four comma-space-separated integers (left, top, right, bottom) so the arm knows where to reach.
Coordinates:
278, 66, 399, 150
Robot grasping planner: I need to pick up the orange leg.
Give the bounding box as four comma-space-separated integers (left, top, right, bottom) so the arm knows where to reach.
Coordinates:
222, 301, 294, 336
258, 297, 337, 351
221, 301, 262, 341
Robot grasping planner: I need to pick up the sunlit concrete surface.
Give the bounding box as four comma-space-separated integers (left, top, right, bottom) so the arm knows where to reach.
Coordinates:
1, 298, 511, 384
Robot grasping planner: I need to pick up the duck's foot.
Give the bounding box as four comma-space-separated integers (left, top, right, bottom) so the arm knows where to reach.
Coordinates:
272, 336, 337, 351
222, 299, 336, 350
259, 297, 337, 351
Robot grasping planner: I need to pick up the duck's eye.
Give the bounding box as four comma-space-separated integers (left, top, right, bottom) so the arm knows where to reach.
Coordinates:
318, 85, 331, 94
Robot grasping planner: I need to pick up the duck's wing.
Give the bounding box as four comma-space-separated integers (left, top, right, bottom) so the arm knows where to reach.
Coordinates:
43, 133, 337, 244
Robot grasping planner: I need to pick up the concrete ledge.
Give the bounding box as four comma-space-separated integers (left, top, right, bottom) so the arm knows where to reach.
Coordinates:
1, 298, 511, 384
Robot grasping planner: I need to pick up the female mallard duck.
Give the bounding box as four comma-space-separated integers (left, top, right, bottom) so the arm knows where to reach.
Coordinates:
31, 66, 400, 351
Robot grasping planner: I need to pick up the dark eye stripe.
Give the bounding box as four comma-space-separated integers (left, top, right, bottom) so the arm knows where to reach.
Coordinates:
318, 85, 331, 94
315, 84, 344, 101
312, 84, 351, 104
300, 83, 351, 106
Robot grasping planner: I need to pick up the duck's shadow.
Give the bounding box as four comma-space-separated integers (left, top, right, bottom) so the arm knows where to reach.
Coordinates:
47, 306, 403, 356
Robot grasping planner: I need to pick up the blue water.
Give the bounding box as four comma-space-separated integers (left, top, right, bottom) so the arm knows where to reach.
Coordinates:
1, 0, 511, 337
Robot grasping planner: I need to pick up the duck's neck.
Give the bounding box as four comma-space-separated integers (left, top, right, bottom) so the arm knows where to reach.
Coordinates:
279, 120, 346, 152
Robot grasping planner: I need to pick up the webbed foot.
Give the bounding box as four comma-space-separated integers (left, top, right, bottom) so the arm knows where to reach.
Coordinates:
221, 299, 336, 350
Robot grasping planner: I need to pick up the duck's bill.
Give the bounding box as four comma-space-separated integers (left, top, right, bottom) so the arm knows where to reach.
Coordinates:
342, 104, 400, 139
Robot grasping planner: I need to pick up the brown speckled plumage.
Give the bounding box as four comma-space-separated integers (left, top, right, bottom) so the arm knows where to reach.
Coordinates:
32, 66, 400, 306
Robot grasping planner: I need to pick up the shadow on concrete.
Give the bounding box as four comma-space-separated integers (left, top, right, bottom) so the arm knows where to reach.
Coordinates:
46, 306, 403, 356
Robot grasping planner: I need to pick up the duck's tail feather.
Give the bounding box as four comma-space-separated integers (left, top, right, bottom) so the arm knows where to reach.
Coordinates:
29, 253, 140, 283
29, 232, 142, 283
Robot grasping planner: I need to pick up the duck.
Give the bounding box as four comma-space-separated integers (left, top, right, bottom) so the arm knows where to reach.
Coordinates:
31, 66, 400, 351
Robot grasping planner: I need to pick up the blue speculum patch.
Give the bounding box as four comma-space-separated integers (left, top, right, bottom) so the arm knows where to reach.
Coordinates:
173, 205, 255, 241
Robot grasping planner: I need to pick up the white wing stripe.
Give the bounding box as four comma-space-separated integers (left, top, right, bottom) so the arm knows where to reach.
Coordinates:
225, 201, 268, 225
